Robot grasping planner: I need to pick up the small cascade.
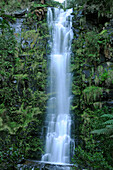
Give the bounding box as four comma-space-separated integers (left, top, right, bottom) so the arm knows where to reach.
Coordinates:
42, 7, 73, 167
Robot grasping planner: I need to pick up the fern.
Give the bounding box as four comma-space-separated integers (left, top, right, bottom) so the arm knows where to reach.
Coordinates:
103, 120, 113, 125
91, 128, 108, 135
101, 114, 113, 118
91, 114, 113, 137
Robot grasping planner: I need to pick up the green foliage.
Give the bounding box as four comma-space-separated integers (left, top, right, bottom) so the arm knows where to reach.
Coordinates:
0, 144, 24, 169
95, 66, 113, 86
46, 0, 62, 7
0, 0, 30, 12
72, 107, 113, 169
83, 86, 103, 103
73, 29, 112, 67
0, 3, 49, 168
68, 0, 113, 19
92, 113, 113, 137
71, 0, 113, 168
31, 2, 47, 8
74, 146, 113, 170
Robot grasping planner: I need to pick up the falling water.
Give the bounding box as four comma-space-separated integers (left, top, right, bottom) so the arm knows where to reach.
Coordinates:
42, 7, 73, 166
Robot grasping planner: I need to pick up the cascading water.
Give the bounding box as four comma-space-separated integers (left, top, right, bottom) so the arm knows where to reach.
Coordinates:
42, 7, 73, 166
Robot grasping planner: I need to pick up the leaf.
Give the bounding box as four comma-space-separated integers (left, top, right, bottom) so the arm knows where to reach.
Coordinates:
101, 114, 113, 118
88, 54, 95, 57
97, 40, 103, 44
91, 128, 108, 135
103, 120, 113, 125
99, 29, 107, 35
106, 125, 113, 129
0, 118, 3, 126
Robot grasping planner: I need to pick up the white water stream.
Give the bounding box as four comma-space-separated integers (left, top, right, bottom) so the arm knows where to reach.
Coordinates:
42, 7, 73, 166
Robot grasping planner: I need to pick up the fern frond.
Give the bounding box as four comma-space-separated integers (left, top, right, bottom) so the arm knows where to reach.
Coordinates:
103, 120, 113, 125
91, 128, 108, 135
0, 125, 14, 134
101, 114, 113, 118
91, 113, 113, 136
23, 118, 36, 128
0, 117, 3, 126
106, 125, 113, 129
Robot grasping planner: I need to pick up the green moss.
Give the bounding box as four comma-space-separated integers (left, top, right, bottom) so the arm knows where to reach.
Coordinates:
0, 2, 49, 167
94, 66, 113, 86
83, 86, 103, 103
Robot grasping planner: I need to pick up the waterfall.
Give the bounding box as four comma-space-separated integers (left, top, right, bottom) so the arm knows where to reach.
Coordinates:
42, 7, 73, 165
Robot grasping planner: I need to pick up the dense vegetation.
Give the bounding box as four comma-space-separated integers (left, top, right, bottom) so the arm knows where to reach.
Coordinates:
0, 0, 50, 169
0, 0, 113, 169
70, 0, 113, 169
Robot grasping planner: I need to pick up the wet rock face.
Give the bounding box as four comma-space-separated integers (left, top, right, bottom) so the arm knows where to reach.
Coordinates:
71, 4, 113, 167
0, 2, 49, 168
18, 159, 76, 170
72, 7, 113, 108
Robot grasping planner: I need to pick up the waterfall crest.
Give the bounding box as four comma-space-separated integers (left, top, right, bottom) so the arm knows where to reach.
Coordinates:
42, 7, 73, 165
